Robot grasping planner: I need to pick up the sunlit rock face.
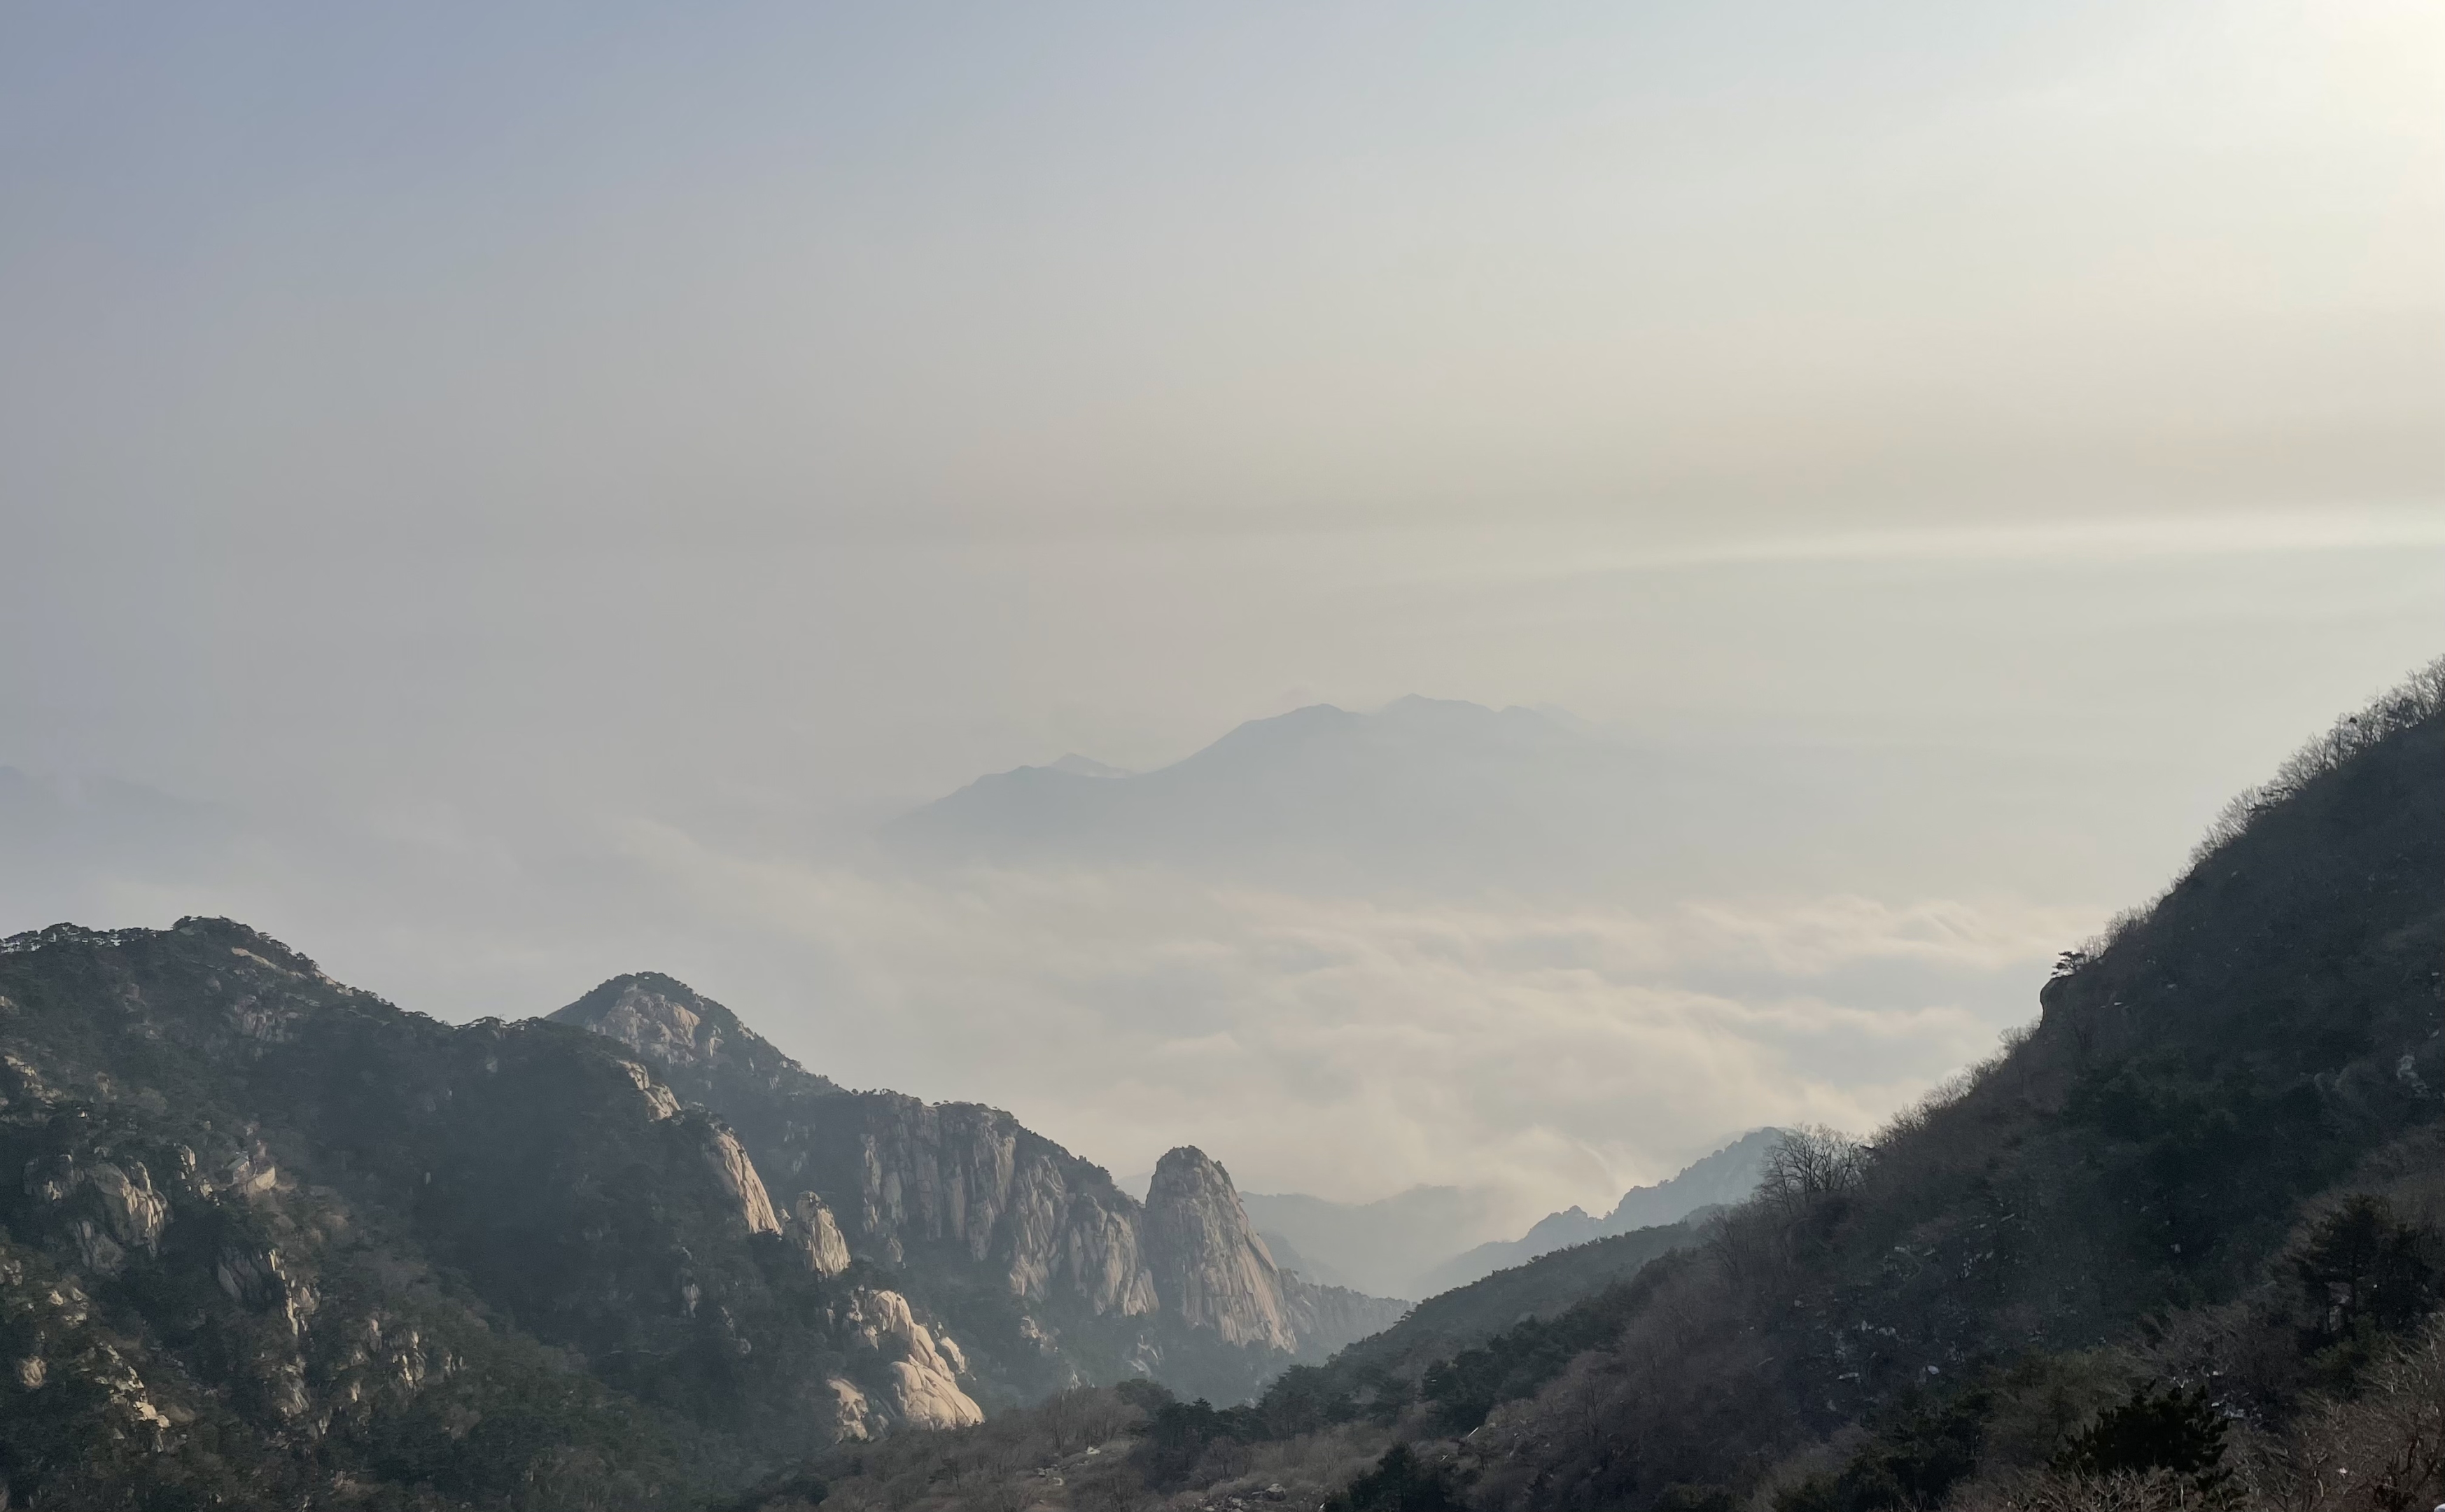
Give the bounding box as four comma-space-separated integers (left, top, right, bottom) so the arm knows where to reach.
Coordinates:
787, 1191, 853, 1276
848, 1095, 1161, 1315
837, 1286, 983, 1430
1143, 1146, 1299, 1352
699, 1120, 782, 1236
570, 976, 732, 1071
616, 1058, 682, 1120
553, 976, 1172, 1321
1001, 1158, 1159, 1316
553, 972, 1406, 1403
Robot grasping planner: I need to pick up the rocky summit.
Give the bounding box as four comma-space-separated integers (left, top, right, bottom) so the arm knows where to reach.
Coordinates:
550, 974, 1402, 1404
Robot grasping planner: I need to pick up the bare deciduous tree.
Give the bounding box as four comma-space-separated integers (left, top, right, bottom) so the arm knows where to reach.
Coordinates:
1758, 1125, 1865, 1214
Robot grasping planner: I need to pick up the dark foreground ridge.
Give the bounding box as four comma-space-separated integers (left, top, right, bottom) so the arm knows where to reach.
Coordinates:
0, 916, 880, 1508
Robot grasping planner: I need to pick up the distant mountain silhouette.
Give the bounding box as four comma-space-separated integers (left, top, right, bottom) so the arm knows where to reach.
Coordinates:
1240, 1183, 1525, 1300
882, 694, 2199, 905
883, 696, 1690, 894
1409, 1128, 1782, 1296
1044, 752, 1133, 778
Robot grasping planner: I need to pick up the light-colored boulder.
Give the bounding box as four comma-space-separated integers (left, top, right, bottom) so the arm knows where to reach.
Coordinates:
86, 1161, 168, 1253
787, 1192, 852, 1276
580, 981, 722, 1068
825, 1376, 880, 1441
701, 1124, 782, 1236
617, 1060, 682, 1121
839, 1287, 984, 1430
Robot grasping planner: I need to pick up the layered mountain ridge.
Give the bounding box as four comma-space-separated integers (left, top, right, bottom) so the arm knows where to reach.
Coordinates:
1242, 1185, 1517, 1300
878, 693, 2107, 902
881, 696, 1663, 894
0, 920, 1398, 1508
1410, 1126, 1783, 1296
769, 655, 2445, 1512
547, 972, 1400, 1399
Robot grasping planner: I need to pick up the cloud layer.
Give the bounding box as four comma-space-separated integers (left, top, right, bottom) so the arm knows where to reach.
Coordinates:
0, 764, 2085, 1219
622, 841, 2085, 1212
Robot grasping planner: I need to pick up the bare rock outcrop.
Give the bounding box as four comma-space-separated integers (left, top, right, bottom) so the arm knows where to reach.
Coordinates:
552, 973, 1408, 1395
555, 975, 1163, 1320
23, 1155, 175, 1276
1280, 1275, 1408, 1353
575, 977, 731, 1070
698, 1120, 782, 1236
617, 1059, 682, 1121
1143, 1146, 1298, 1352
787, 1191, 853, 1276
836, 1286, 983, 1432
850, 1096, 1161, 1316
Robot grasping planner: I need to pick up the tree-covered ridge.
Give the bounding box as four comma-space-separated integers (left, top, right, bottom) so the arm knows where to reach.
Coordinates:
0, 920, 967, 1508
1445, 658, 2444, 1510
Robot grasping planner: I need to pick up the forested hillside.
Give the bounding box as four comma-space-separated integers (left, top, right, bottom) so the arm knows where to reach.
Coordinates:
749, 656, 2445, 1512
0, 919, 961, 1508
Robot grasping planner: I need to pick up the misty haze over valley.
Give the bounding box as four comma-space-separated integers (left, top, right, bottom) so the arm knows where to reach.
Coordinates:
6, 4, 2444, 1509
0, 684, 2264, 1228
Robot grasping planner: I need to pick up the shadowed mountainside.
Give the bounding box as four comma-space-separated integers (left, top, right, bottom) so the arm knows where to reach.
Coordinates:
0, 918, 976, 1508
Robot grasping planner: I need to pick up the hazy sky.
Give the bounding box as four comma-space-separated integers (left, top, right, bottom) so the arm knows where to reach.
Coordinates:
5, 3, 2442, 1224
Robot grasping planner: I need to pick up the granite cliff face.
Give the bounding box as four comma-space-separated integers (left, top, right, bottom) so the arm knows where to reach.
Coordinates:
553, 976, 1161, 1319
832, 1285, 984, 1435
1143, 1146, 1298, 1350
701, 1120, 784, 1236
552, 974, 1401, 1400
787, 1190, 854, 1277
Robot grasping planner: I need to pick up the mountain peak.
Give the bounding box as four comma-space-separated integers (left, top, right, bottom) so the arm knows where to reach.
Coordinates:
881, 696, 1626, 890
1046, 752, 1133, 779
1377, 693, 1494, 717
549, 973, 832, 1098
1144, 1146, 1301, 1352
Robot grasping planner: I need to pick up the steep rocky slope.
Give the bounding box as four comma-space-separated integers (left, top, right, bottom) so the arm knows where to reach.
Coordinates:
550, 976, 1403, 1406
1144, 1147, 1301, 1350
0, 919, 983, 1508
